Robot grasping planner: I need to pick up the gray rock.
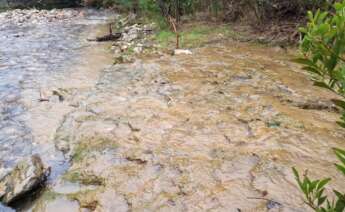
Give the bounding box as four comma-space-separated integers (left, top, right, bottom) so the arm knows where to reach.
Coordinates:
133, 46, 143, 54
0, 155, 48, 204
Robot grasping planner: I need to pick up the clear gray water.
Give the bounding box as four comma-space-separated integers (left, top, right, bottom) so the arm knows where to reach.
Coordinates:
0, 8, 114, 181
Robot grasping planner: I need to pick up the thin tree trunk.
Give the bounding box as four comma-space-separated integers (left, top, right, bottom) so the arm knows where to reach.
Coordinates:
133, 0, 139, 15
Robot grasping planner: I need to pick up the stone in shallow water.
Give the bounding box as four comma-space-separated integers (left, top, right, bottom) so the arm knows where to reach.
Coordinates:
0, 155, 48, 204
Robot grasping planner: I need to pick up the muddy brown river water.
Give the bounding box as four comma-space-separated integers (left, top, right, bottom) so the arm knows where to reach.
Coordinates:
1, 8, 345, 212
49, 43, 345, 211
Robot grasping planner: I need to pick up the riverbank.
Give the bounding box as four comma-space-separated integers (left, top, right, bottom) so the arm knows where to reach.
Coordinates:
106, 14, 298, 65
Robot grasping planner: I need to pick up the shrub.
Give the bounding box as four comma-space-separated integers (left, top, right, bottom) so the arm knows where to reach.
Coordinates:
292, 148, 345, 211
293, 1, 345, 211
294, 0, 345, 127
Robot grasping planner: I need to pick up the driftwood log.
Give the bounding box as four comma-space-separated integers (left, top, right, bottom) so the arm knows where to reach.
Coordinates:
87, 24, 122, 42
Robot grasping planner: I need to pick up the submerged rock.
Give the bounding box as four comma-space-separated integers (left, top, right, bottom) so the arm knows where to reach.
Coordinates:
0, 155, 48, 204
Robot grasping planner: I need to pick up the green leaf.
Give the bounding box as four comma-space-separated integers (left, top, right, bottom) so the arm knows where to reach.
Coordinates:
310, 180, 319, 191
314, 81, 332, 90
331, 99, 345, 110
307, 11, 314, 21
292, 58, 316, 67
303, 66, 322, 75
292, 167, 304, 190
319, 12, 329, 22
318, 196, 327, 206
335, 164, 345, 175
336, 121, 345, 128
318, 23, 330, 34
292, 167, 300, 179
334, 148, 345, 165
334, 190, 345, 212
316, 178, 331, 191
334, 190, 345, 200
299, 27, 308, 34
334, 3, 344, 11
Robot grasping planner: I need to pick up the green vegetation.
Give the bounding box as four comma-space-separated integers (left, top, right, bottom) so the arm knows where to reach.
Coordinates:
153, 24, 235, 48
67, 189, 100, 210
294, 0, 345, 127
71, 137, 118, 162
84, 0, 336, 48
293, 1, 345, 211
86, 0, 333, 23
292, 148, 345, 212
63, 171, 105, 186
64, 137, 113, 186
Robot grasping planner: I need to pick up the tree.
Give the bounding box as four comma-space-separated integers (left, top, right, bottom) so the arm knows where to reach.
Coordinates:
157, 0, 181, 48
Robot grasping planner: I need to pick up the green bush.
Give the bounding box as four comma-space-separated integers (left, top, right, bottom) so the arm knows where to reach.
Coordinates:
293, 1, 345, 211
294, 0, 345, 127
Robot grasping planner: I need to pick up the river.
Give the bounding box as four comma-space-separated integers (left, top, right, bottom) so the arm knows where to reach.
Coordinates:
1, 8, 345, 212
0, 8, 114, 210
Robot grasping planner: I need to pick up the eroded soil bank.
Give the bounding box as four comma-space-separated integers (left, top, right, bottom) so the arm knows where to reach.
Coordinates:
45, 41, 345, 211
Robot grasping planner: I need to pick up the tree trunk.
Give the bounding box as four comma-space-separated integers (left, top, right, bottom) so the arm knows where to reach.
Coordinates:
132, 0, 139, 14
